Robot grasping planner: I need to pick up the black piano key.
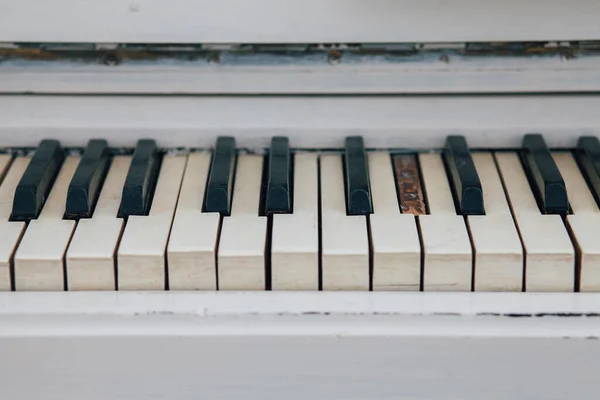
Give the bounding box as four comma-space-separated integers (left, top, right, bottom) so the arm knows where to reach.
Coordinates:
521, 133, 569, 214
443, 135, 485, 215
65, 139, 110, 219
344, 136, 373, 215
264, 137, 292, 215
576, 136, 600, 205
118, 139, 160, 218
204, 136, 236, 215
11, 139, 65, 221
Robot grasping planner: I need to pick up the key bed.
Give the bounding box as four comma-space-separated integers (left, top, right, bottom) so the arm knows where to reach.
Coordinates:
4, 134, 600, 292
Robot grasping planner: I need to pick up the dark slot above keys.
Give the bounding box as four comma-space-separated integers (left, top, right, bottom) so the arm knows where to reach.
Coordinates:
265, 137, 292, 215
118, 139, 160, 218
204, 136, 236, 215
576, 136, 600, 206
65, 139, 110, 219
521, 133, 569, 214
344, 136, 373, 215
11, 139, 65, 221
443, 135, 485, 215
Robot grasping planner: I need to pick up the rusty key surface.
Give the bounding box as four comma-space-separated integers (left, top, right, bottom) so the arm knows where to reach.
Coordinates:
393, 154, 427, 215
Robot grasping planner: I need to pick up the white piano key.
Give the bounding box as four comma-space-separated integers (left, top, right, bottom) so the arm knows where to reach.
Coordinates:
218, 154, 267, 290
418, 153, 472, 291
167, 152, 220, 290
368, 152, 420, 291
468, 153, 523, 291
118, 154, 186, 291
495, 152, 574, 292
14, 156, 79, 291
0, 155, 27, 291
66, 156, 131, 290
320, 154, 369, 290
553, 152, 600, 292
271, 153, 319, 290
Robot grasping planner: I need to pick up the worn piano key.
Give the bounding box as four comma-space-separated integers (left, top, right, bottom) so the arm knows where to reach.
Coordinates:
553, 152, 600, 292
264, 136, 292, 215
218, 154, 268, 290
418, 153, 472, 291
271, 153, 319, 290
443, 135, 485, 215
65, 139, 110, 219
575, 136, 600, 205
393, 155, 427, 215
66, 156, 131, 290
14, 156, 80, 291
167, 152, 221, 290
521, 133, 569, 214
0, 156, 27, 290
468, 153, 523, 291
11, 139, 64, 221
118, 139, 160, 218
370, 152, 421, 291
205, 136, 236, 215
495, 152, 574, 292
321, 154, 369, 290
118, 154, 187, 290
344, 136, 373, 215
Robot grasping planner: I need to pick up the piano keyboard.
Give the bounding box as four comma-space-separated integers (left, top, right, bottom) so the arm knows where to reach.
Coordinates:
3, 133, 600, 293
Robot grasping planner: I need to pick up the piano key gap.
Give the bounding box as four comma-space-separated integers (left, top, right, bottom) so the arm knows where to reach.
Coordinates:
317, 154, 323, 291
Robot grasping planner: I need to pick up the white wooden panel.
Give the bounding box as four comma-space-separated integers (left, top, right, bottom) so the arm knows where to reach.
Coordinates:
167, 152, 220, 291
271, 153, 319, 290
418, 153, 472, 291
320, 154, 369, 290
0, 156, 26, 291
218, 155, 267, 290
118, 155, 186, 291
468, 152, 523, 292
495, 152, 574, 292
0, 95, 598, 149
2, 0, 600, 43
14, 157, 79, 291
66, 156, 131, 291
368, 152, 420, 291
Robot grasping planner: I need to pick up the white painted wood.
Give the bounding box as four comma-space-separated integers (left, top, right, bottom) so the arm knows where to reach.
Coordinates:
418, 153, 471, 291
0, 95, 599, 149
2, 0, 600, 43
167, 152, 220, 290
320, 154, 369, 290
271, 153, 319, 290
369, 152, 420, 291
66, 156, 131, 291
495, 153, 575, 292
553, 152, 600, 292
468, 152, 523, 292
0, 156, 26, 291
218, 155, 267, 290
14, 157, 79, 291
5, 54, 600, 95
118, 155, 186, 291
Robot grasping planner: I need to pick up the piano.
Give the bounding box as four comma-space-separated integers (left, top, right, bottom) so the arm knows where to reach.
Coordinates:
1, 1, 600, 399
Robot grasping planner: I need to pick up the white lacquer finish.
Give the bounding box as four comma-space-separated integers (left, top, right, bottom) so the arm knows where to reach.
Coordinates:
167, 152, 220, 290
320, 154, 369, 290
418, 153, 472, 291
271, 153, 319, 290
218, 155, 267, 290
468, 153, 523, 291
0, 156, 27, 291
495, 153, 574, 292
66, 156, 131, 290
14, 157, 79, 291
369, 152, 420, 291
118, 155, 186, 291
553, 152, 600, 292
